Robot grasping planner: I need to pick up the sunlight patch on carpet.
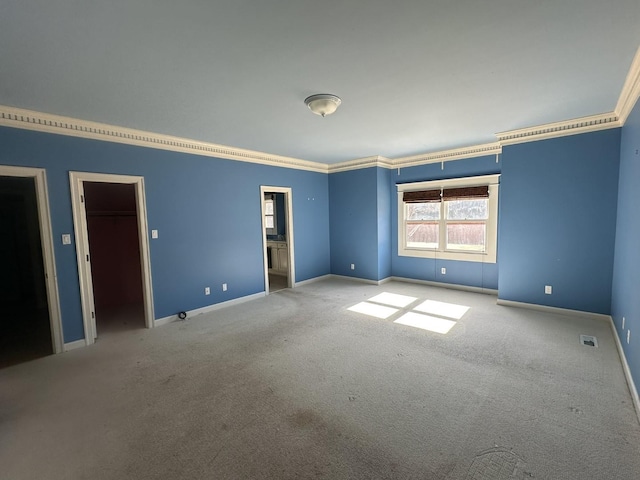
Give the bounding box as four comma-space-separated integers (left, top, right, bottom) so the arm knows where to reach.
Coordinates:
413, 299, 469, 320
348, 302, 399, 319
368, 292, 417, 308
394, 312, 456, 334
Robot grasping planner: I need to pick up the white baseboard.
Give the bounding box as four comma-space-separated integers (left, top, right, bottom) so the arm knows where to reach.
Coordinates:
294, 274, 332, 287
609, 317, 640, 425
154, 292, 266, 326
391, 276, 498, 295
496, 299, 611, 322
63, 339, 87, 351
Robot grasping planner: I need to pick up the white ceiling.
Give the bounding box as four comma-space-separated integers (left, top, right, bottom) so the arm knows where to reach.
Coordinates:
1, 1, 639, 164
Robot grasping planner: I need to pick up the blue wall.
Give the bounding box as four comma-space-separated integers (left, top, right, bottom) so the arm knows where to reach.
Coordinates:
377, 167, 392, 280
328, 167, 393, 281
612, 100, 640, 388
499, 129, 621, 314
390, 155, 501, 290
329, 167, 380, 281
0, 127, 330, 343
1, 116, 634, 355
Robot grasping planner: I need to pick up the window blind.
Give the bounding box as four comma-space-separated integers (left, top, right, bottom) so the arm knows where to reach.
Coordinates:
442, 186, 489, 200
402, 189, 441, 203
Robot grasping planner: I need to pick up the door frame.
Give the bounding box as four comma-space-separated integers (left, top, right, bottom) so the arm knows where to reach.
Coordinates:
0, 165, 64, 353
260, 186, 295, 294
70, 172, 154, 344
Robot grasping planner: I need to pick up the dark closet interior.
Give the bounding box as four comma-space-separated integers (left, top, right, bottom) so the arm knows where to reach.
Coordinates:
0, 176, 52, 368
83, 182, 145, 335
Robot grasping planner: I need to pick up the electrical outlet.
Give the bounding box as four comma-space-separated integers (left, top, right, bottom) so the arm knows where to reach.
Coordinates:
204, 287, 210, 295
350, 264, 355, 270
222, 283, 227, 292
61, 234, 71, 245
151, 229, 158, 239
627, 330, 631, 344
441, 267, 446, 275
545, 285, 552, 295
622, 317, 626, 330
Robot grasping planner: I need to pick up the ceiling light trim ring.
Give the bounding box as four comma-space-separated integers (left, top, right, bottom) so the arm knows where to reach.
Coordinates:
304, 94, 342, 117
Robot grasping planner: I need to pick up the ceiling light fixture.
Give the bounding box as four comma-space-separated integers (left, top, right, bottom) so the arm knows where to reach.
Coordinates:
304, 94, 342, 117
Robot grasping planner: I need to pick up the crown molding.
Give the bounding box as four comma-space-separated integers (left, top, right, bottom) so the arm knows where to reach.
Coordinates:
615, 45, 640, 125
496, 112, 620, 146
327, 155, 393, 173
391, 142, 502, 169
0, 105, 329, 174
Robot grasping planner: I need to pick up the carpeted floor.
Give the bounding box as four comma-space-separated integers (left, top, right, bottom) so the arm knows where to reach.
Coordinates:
1, 278, 639, 479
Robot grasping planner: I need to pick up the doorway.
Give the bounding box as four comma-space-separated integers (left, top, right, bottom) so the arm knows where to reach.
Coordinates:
83, 182, 145, 334
261, 186, 295, 294
70, 172, 154, 345
0, 166, 62, 367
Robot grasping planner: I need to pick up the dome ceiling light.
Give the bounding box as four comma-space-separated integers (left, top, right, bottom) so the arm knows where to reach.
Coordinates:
304, 94, 342, 117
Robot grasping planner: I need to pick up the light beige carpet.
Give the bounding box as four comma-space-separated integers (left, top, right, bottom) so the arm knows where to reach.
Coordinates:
1, 278, 639, 479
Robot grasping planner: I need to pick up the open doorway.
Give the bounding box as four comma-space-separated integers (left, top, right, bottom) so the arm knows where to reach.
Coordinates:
0, 166, 62, 367
261, 186, 295, 294
70, 172, 154, 345
83, 182, 145, 334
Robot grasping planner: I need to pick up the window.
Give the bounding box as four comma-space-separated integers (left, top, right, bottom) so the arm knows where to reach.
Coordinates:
264, 194, 276, 235
398, 175, 499, 263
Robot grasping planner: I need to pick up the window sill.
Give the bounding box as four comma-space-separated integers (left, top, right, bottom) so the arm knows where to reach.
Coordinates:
398, 248, 496, 263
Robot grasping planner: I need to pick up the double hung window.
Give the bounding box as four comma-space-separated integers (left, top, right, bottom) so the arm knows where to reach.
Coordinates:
398, 175, 499, 263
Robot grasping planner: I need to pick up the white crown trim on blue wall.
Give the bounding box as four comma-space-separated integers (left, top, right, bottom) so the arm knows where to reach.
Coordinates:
0, 104, 626, 174
496, 112, 621, 146
392, 142, 503, 168
616, 46, 640, 125
0, 106, 329, 174
327, 156, 394, 173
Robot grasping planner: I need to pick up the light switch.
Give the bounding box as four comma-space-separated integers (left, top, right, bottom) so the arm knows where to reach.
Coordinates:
151, 229, 158, 239
62, 234, 71, 245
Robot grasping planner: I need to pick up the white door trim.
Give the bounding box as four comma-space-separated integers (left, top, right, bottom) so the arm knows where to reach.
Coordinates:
69, 172, 155, 344
0, 165, 64, 353
260, 186, 295, 294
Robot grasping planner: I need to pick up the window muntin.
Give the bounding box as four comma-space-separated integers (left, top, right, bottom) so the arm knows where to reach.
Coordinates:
397, 175, 499, 263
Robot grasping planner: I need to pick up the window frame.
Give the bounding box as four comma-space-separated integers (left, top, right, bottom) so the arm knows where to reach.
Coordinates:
397, 174, 500, 263
264, 194, 276, 235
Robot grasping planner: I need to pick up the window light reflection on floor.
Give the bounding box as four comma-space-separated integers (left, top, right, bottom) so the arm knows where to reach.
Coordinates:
413, 299, 469, 320
394, 312, 457, 334
348, 302, 399, 319
347, 292, 468, 334
367, 292, 417, 308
